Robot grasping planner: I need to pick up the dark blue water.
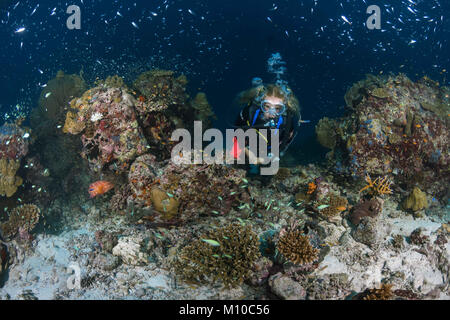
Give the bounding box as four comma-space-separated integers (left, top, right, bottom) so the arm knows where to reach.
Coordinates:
1, 0, 449, 162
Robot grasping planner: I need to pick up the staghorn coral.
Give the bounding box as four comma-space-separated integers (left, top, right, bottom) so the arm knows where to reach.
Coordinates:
173, 224, 260, 288
358, 283, 394, 300
359, 174, 392, 196
277, 229, 319, 265
403, 187, 428, 212
0, 158, 23, 197
0, 204, 40, 240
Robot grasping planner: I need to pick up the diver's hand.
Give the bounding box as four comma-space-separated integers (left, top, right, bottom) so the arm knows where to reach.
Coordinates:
244, 148, 265, 165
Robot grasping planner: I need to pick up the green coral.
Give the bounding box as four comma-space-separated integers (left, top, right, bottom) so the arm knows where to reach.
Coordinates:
173, 224, 261, 288
315, 117, 337, 149
33, 70, 86, 125
190, 92, 216, 125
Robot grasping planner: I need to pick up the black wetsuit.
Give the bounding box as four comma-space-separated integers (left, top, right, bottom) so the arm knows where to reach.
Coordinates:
234, 102, 297, 156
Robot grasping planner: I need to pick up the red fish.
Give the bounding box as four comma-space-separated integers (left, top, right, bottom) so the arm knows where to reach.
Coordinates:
89, 181, 114, 198
230, 136, 242, 159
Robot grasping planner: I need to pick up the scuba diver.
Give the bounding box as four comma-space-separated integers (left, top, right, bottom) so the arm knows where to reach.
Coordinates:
230, 53, 307, 175
232, 81, 302, 175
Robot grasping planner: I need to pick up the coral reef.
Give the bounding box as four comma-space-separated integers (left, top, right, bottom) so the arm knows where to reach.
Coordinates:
64, 87, 149, 171
277, 228, 319, 265
0, 204, 40, 240
30, 70, 87, 141
403, 187, 428, 212
173, 224, 260, 288
0, 123, 29, 197
133, 162, 247, 224
320, 74, 449, 195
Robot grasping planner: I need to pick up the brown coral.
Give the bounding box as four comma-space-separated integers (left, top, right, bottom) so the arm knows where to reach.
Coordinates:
149, 187, 179, 220
317, 193, 348, 217
349, 197, 384, 225
0, 158, 23, 197
173, 224, 260, 288
277, 229, 319, 265
0, 204, 40, 240
359, 283, 394, 300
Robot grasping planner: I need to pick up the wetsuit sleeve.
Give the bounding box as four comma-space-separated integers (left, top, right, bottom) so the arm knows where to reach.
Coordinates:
279, 113, 297, 152
234, 103, 252, 127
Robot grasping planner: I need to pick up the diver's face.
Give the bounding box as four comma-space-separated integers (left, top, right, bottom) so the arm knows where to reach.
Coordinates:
262, 96, 284, 119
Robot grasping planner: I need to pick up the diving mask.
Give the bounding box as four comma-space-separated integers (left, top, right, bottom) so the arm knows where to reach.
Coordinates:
260, 99, 286, 116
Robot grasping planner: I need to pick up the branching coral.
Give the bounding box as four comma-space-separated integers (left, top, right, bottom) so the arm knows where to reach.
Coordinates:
277, 228, 319, 265
173, 224, 261, 288
316, 193, 348, 217
358, 283, 394, 300
0, 204, 40, 240
359, 174, 392, 196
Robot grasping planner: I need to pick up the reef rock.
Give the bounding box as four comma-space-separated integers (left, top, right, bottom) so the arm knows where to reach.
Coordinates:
269, 273, 307, 300
112, 236, 149, 266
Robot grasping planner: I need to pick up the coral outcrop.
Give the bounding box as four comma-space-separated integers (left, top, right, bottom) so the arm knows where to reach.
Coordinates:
63, 87, 149, 171
319, 74, 449, 195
